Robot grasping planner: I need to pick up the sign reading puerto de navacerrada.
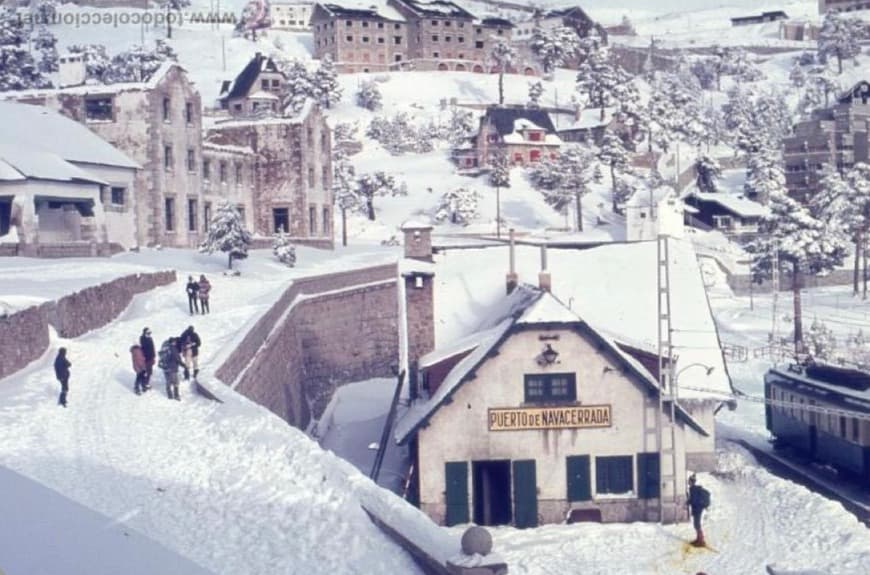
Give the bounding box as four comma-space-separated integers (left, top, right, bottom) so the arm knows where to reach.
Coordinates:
488, 405, 612, 431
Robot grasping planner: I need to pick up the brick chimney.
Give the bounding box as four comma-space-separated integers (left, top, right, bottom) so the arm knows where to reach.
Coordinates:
538, 243, 551, 292
402, 220, 434, 262
506, 228, 518, 294
401, 221, 435, 398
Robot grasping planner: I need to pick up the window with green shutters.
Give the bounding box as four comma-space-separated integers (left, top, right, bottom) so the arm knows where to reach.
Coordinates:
595, 455, 633, 495
566, 455, 591, 501
636, 453, 660, 499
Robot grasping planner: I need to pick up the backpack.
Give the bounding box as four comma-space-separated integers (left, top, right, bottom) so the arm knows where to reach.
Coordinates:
157, 340, 173, 370
697, 486, 711, 509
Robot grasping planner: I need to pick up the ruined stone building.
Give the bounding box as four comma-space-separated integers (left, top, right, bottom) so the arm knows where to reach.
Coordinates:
783, 81, 870, 203
311, 0, 537, 74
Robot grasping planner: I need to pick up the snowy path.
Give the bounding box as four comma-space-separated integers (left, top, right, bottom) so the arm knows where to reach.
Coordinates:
0, 266, 425, 575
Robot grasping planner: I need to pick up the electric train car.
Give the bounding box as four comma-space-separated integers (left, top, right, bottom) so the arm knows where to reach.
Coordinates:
764, 363, 870, 485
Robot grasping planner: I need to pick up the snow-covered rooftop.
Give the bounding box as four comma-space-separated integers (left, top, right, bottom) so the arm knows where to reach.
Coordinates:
0, 61, 183, 99
503, 119, 562, 146
688, 191, 770, 218
625, 186, 677, 208
560, 106, 616, 131
0, 143, 107, 185
0, 101, 139, 172
321, 0, 406, 21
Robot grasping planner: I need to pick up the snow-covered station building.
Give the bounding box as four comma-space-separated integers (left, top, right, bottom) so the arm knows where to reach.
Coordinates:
0, 101, 139, 256
395, 234, 731, 528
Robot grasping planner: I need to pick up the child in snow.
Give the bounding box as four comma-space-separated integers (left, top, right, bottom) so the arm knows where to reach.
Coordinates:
186, 276, 200, 315
130, 344, 148, 395
198, 275, 211, 314
54, 347, 71, 407
178, 325, 202, 381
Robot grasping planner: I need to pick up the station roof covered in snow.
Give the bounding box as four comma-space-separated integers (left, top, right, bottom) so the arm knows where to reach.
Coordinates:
395, 284, 709, 444
0, 101, 139, 183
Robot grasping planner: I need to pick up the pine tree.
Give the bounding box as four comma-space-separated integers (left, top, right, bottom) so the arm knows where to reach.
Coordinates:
530, 24, 580, 75
598, 131, 630, 211
273, 231, 297, 267
313, 55, 342, 109
67, 44, 111, 83
488, 38, 515, 106
812, 163, 870, 297
31, 25, 57, 73
746, 189, 847, 353
356, 171, 404, 221
356, 79, 382, 111
199, 202, 253, 269
540, 145, 595, 231
104, 40, 177, 83
489, 148, 510, 188
280, 59, 314, 114
527, 80, 544, 109
576, 47, 622, 120
807, 319, 838, 362
818, 12, 865, 74
445, 107, 476, 147
332, 148, 357, 246
0, 7, 51, 91
694, 154, 722, 194
434, 187, 480, 225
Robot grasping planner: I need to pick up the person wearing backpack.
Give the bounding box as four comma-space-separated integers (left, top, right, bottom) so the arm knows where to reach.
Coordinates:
158, 337, 186, 401
687, 474, 710, 547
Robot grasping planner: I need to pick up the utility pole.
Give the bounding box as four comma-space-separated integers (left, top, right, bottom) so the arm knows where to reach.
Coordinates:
771, 238, 780, 364
656, 234, 677, 524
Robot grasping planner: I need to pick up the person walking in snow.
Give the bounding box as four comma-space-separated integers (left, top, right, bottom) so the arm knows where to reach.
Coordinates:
54, 347, 71, 407
178, 325, 202, 381
687, 474, 710, 547
139, 327, 155, 390
130, 344, 148, 395
158, 337, 186, 401
198, 274, 211, 314
186, 275, 200, 315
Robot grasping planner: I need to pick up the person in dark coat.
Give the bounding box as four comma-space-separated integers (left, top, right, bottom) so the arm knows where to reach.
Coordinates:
687, 474, 707, 547
53, 347, 71, 407
178, 325, 202, 380
130, 344, 148, 395
186, 276, 200, 315
161, 337, 186, 401
198, 274, 211, 314
139, 327, 155, 390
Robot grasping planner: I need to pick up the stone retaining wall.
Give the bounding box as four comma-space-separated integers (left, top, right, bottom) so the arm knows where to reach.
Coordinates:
216, 264, 400, 429
0, 270, 176, 381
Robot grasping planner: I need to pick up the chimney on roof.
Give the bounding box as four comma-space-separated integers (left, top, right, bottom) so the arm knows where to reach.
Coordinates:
506, 228, 518, 294
538, 243, 551, 292
58, 53, 86, 88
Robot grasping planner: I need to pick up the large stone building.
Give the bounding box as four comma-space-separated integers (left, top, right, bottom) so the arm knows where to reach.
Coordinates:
3, 62, 204, 248
269, 0, 314, 29
783, 81, 870, 202
0, 101, 139, 255
206, 100, 333, 243
311, 0, 536, 74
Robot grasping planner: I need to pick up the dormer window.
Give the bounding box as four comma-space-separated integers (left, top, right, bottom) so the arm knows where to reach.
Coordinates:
528, 131, 542, 142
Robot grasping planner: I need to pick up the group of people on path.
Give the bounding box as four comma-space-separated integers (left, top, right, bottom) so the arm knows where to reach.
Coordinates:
186, 275, 211, 315
130, 325, 202, 400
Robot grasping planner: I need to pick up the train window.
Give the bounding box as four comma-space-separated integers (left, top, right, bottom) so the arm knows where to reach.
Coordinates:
853, 419, 860, 442
840, 416, 847, 438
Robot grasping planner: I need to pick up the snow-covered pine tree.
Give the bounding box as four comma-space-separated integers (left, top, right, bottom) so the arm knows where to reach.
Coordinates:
812, 163, 870, 296
598, 131, 629, 211
744, 144, 785, 204
272, 231, 297, 267
530, 24, 580, 75
807, 319, 838, 362
745, 188, 847, 353
67, 44, 111, 83
694, 153, 722, 194
30, 0, 57, 23
789, 60, 807, 88
527, 80, 544, 109
199, 202, 253, 269
845, 329, 870, 368
31, 25, 58, 73
356, 79, 382, 111
434, 187, 480, 225
104, 40, 177, 83
817, 12, 865, 74
313, 55, 342, 109
489, 148, 510, 189
356, 171, 404, 221
488, 38, 515, 106
541, 145, 595, 231
280, 59, 314, 114
446, 107, 476, 147
576, 47, 623, 121
0, 7, 51, 90
332, 148, 357, 246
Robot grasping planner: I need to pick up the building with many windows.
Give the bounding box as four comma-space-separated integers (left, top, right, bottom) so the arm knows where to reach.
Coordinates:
269, 0, 315, 29
783, 81, 870, 203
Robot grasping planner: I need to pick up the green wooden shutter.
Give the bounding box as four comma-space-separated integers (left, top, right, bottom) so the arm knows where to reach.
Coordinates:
513, 459, 538, 529
566, 455, 591, 501
445, 461, 469, 526
637, 452, 660, 499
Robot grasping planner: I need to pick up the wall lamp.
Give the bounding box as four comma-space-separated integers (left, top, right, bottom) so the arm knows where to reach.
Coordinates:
537, 344, 559, 366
